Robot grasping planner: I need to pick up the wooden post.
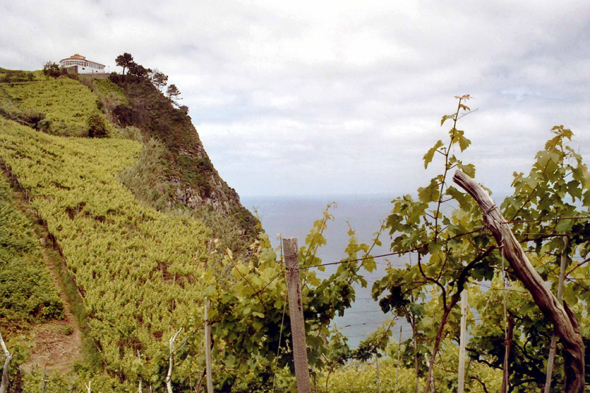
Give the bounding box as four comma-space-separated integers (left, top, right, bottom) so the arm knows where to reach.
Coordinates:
205, 302, 214, 393
424, 354, 434, 391
137, 350, 143, 393
166, 329, 182, 393
394, 325, 402, 393
501, 315, 514, 393
454, 170, 585, 393
0, 331, 12, 393
376, 354, 381, 393
283, 237, 311, 393
544, 236, 569, 393
458, 290, 468, 393
42, 367, 48, 393
411, 293, 420, 393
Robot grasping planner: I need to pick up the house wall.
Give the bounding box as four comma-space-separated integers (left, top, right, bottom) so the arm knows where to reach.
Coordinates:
60, 60, 105, 74
76, 66, 105, 74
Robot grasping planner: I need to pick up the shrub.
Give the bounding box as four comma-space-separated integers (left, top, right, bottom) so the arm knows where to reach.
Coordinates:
19, 108, 46, 130
42, 62, 63, 78
121, 125, 143, 142
87, 113, 109, 138
63, 73, 79, 81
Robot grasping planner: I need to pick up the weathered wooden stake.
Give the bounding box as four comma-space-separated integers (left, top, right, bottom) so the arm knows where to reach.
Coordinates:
544, 236, 569, 393
205, 301, 214, 393
283, 237, 311, 393
0, 331, 12, 393
454, 169, 585, 393
458, 290, 468, 393
501, 315, 514, 393
166, 328, 182, 393
42, 366, 48, 393
394, 325, 402, 393
411, 292, 420, 393
424, 354, 434, 391
137, 350, 143, 393
376, 354, 381, 393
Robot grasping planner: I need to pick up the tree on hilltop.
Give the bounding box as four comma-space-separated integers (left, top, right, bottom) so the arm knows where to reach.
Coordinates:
115, 53, 134, 75
128, 62, 150, 78
166, 84, 182, 103
43, 61, 62, 78
150, 69, 169, 91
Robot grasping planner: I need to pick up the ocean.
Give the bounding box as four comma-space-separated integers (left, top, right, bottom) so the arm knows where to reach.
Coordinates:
241, 194, 413, 349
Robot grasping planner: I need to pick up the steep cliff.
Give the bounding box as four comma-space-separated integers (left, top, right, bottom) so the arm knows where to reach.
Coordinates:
109, 73, 259, 238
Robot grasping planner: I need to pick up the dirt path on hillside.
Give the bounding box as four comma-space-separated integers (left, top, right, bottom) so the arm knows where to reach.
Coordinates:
21, 251, 83, 373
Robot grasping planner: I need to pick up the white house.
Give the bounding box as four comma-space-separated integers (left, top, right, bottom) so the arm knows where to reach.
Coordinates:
59, 54, 106, 74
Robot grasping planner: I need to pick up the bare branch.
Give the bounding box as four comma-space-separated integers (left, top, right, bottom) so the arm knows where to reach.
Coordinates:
0, 331, 12, 393
566, 257, 590, 277
417, 254, 447, 309
166, 328, 183, 393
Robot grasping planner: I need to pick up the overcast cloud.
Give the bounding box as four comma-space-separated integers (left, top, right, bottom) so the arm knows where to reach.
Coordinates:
2, 0, 590, 197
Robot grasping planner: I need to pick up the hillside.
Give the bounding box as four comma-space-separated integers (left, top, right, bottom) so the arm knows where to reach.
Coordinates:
0, 68, 258, 238
0, 68, 257, 391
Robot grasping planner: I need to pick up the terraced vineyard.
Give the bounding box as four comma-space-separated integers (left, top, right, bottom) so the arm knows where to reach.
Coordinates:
0, 76, 118, 137
0, 174, 63, 328
0, 117, 210, 390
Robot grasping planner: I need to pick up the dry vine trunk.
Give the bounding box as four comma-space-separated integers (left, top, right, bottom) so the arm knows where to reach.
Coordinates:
424, 308, 452, 392
500, 315, 514, 393
458, 291, 468, 393
453, 170, 585, 393
544, 236, 569, 393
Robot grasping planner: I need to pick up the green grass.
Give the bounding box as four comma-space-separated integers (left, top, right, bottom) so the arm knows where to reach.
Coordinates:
0, 117, 210, 389
91, 77, 129, 105
118, 137, 257, 258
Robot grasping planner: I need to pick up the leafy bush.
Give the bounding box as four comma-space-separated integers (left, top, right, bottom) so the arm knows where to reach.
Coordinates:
177, 155, 213, 196
43, 61, 63, 78
87, 113, 109, 138
120, 125, 143, 142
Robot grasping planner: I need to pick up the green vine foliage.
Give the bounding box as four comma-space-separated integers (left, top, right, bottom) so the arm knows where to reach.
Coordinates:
202, 203, 381, 391
372, 95, 500, 391
373, 98, 590, 392
467, 125, 590, 391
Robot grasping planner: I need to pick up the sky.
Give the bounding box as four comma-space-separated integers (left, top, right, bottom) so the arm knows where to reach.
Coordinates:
2, 0, 590, 197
